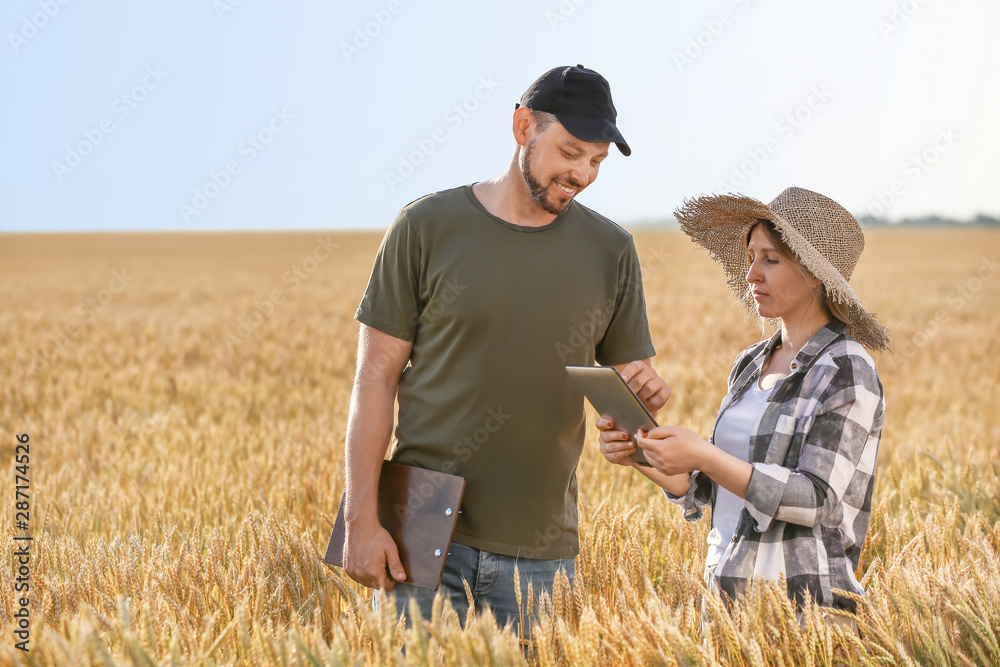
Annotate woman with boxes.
[598,187,890,615]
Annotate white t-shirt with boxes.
[705,378,773,568]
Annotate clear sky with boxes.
[3,0,998,231]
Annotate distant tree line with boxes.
[629,214,1000,230]
[857,214,1000,227]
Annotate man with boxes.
[342,65,670,634]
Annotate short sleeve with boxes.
[354,210,421,342]
[595,238,656,366]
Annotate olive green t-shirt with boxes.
[356,184,655,559]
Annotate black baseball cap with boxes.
[515,64,631,156]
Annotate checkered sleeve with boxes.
[744,347,883,532]
[662,471,712,521]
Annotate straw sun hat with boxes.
[674,187,892,353]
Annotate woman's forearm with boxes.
[632,461,692,497]
[698,445,753,499]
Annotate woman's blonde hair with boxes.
[747,219,851,324]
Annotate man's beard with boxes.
[520,139,573,216]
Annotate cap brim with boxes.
[554,113,631,156]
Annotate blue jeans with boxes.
[376,542,575,638]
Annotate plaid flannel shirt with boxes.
[667,319,885,611]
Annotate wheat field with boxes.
[1,229,998,666]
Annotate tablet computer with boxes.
[566,365,657,467]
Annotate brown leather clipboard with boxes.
[324,460,466,591]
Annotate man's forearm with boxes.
[343,379,397,525]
